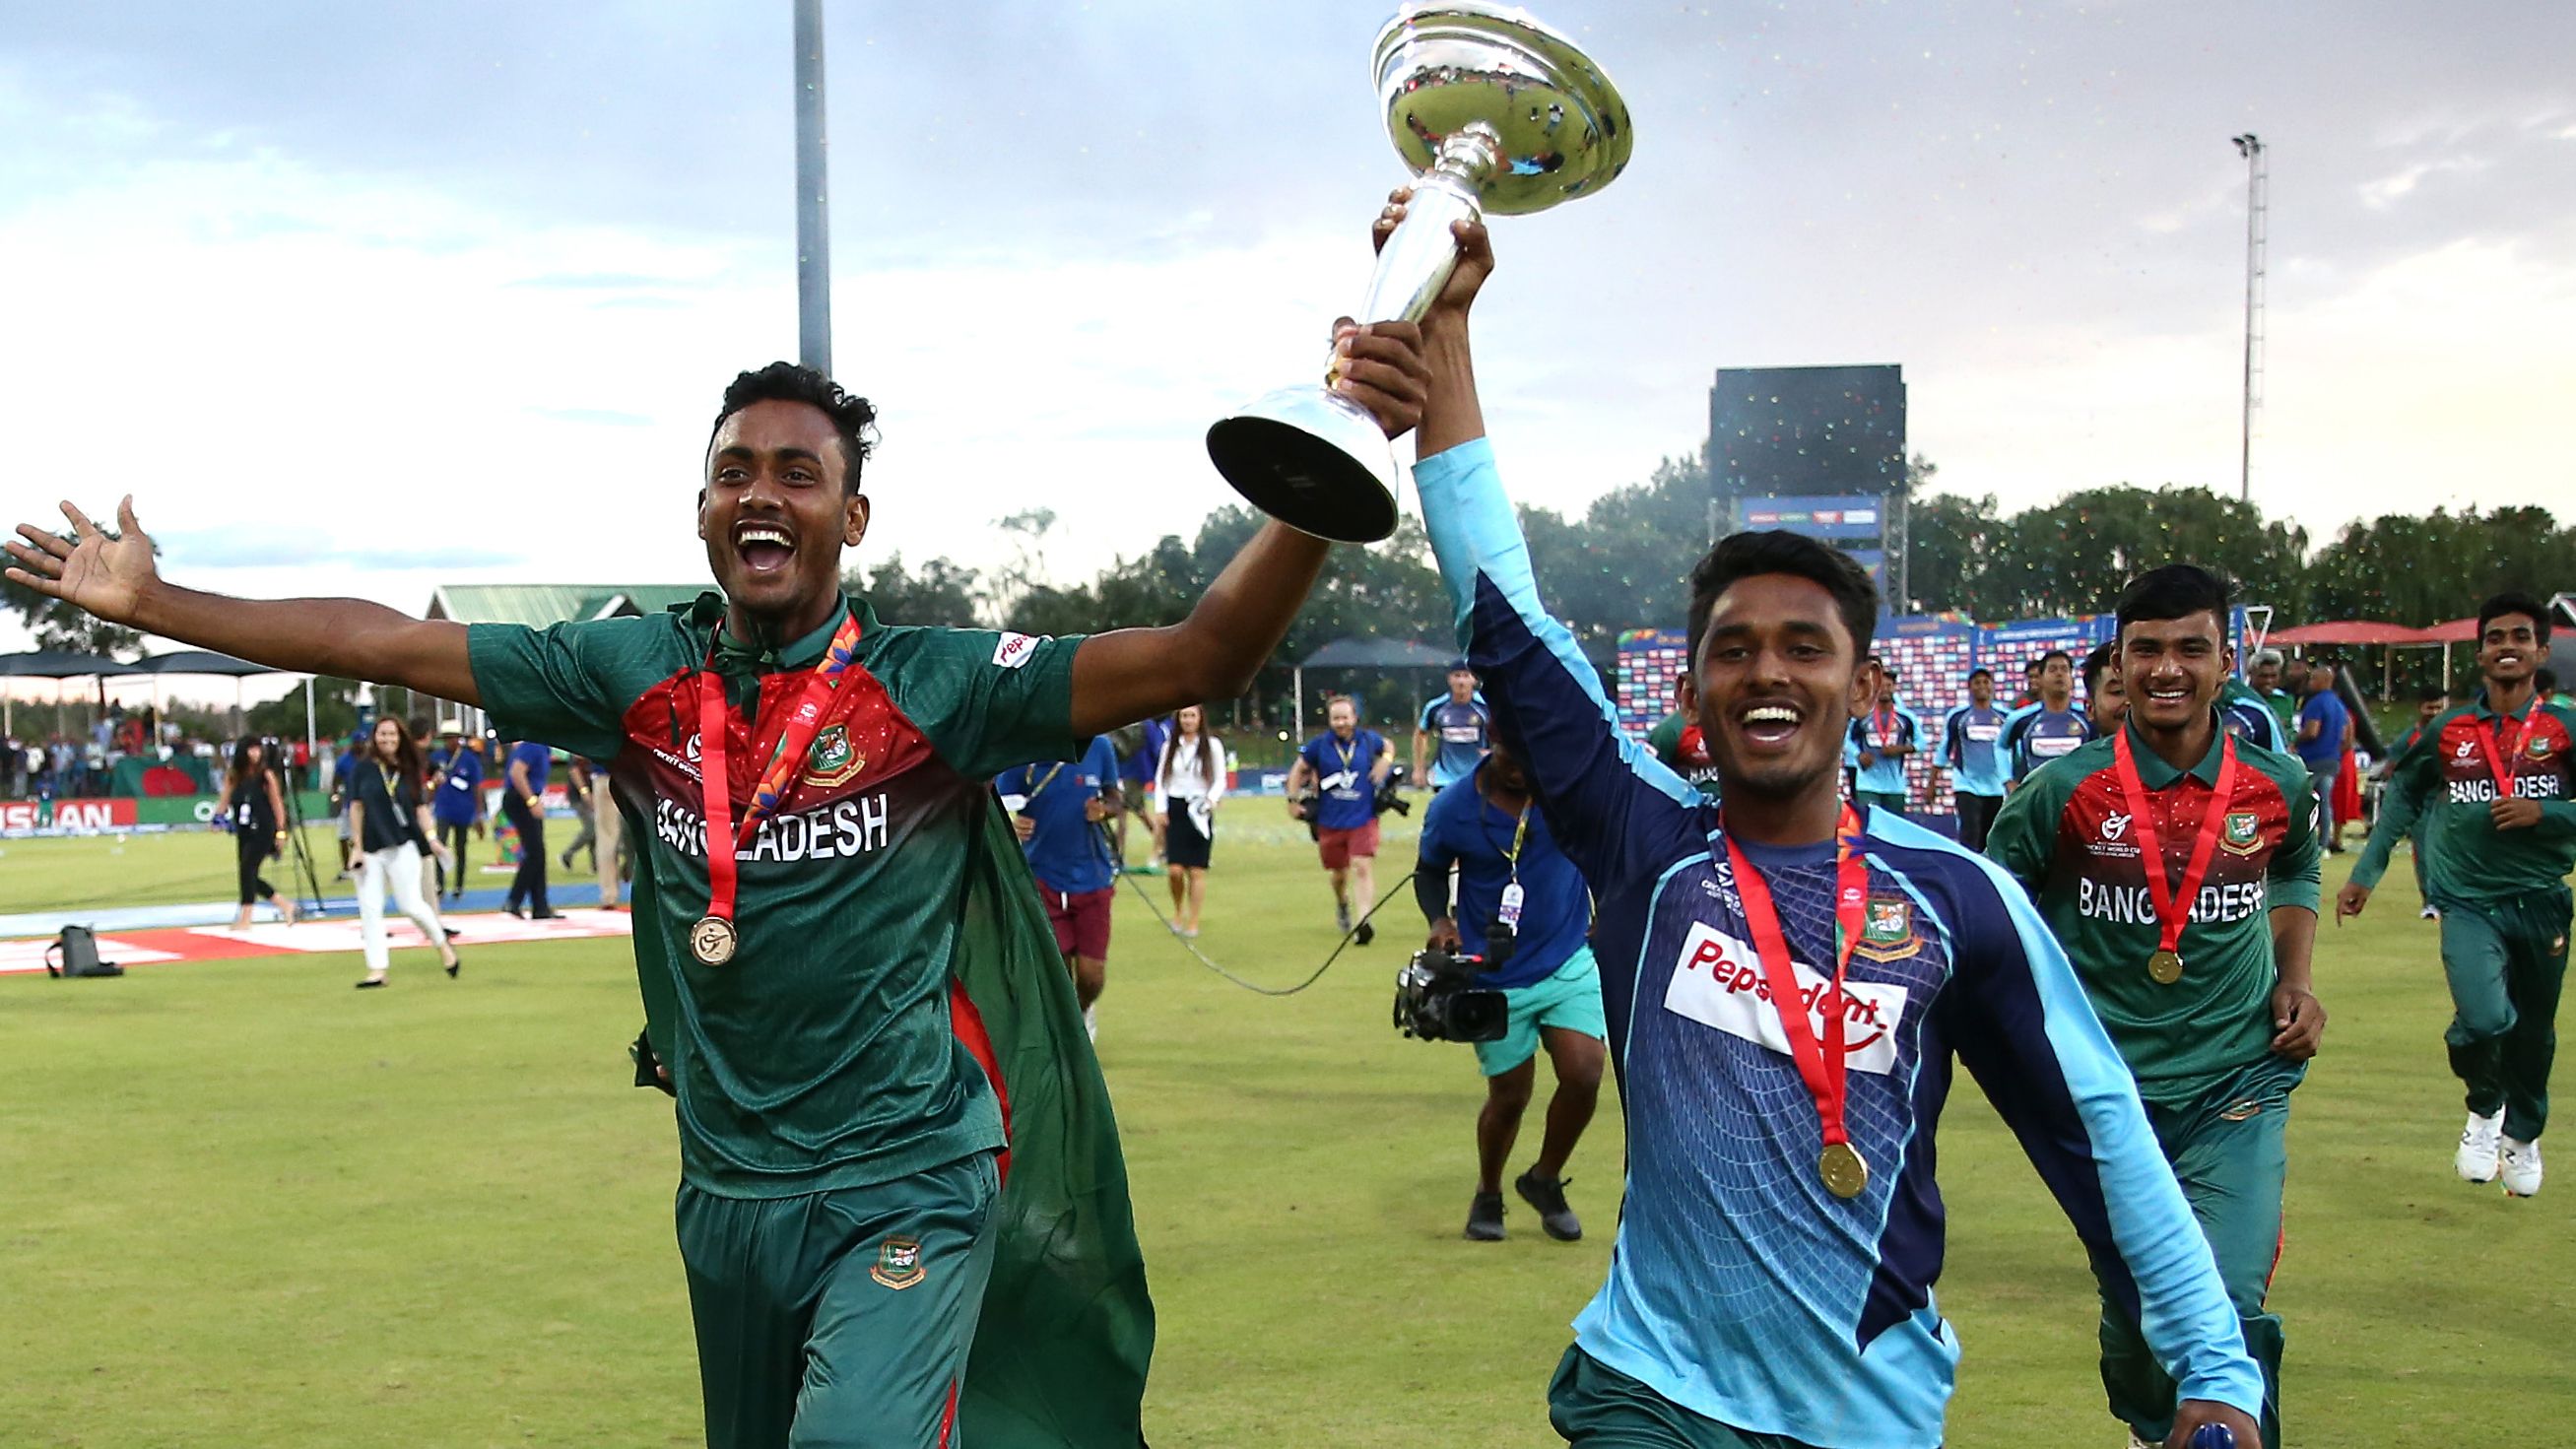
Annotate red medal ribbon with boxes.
[2111,725,2239,960]
[2485,696,2542,796]
[696,610,865,928]
[1723,806,1871,1153]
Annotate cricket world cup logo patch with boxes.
[1854,896,1919,962]
[804,723,866,790]
[872,1235,926,1290]
[2220,809,2264,856]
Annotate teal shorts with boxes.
[1477,946,1609,1077]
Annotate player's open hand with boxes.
[1372,185,1494,320]
[2333,882,2370,924]
[6,496,159,626]
[2269,983,2325,1060]
[1328,317,1430,439]
[2167,1400,2259,1448]
[2490,797,2543,830]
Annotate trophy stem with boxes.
[1354,126,1500,325]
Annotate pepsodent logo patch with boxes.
[992,631,1047,669]
[1663,922,1909,1075]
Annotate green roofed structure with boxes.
[422,584,709,731]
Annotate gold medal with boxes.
[2147,948,2183,985]
[1819,1141,1870,1200]
[690,914,739,967]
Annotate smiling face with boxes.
[1328,698,1356,740]
[698,399,870,632]
[1969,672,1994,707]
[1681,573,1869,803]
[2250,656,2280,693]
[1174,704,1204,736]
[2119,610,2223,737]
[2480,612,2543,691]
[370,717,403,761]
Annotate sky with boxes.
[5,0,2574,677]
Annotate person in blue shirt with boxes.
[1115,714,1172,874]
[1999,649,2093,786]
[501,738,558,918]
[428,722,486,901]
[1394,193,2261,1449]
[1847,659,1922,819]
[1940,668,2010,850]
[330,738,363,878]
[2294,662,2351,854]
[1286,696,1395,944]
[1415,732,1607,1244]
[1415,663,1493,789]
[998,735,1123,1040]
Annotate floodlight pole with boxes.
[793,0,833,374]
[2231,133,2267,505]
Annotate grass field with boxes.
[4,823,2571,1446]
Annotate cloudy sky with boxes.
[5,0,2573,665]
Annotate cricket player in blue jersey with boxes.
[1417,662,1495,789]
[2002,650,2094,785]
[1848,660,1922,819]
[1940,669,2010,851]
[1384,189,2262,1449]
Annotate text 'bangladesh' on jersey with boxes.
[469,594,1086,1198]
[1986,720,2321,1106]
[2353,693,2576,904]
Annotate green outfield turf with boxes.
[3,827,2568,1447]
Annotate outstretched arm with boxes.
[1067,323,1430,738]
[9,498,477,701]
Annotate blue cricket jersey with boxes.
[1999,703,2091,781]
[1416,761,1589,990]
[1849,706,1923,797]
[1941,704,2009,799]
[997,736,1119,895]
[1416,436,2260,1449]
[1419,693,1493,788]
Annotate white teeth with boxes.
[1745,706,1798,724]
[736,525,791,548]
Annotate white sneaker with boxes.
[1083,1004,1098,1043]
[2126,1434,2155,1449]
[2457,1109,2504,1182]
[2420,904,2440,920]
[2501,1136,2543,1197]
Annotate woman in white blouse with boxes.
[1156,704,1223,938]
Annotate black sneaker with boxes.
[1515,1169,1582,1241]
[1354,920,1375,946]
[1465,1191,1505,1241]
[355,977,387,990]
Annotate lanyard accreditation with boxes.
[689,610,865,966]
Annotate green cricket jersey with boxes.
[2351,692,2576,903]
[1987,715,2321,1105]
[1645,709,1721,792]
[471,592,1085,1198]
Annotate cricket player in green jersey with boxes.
[2340,591,2576,1200]
[8,332,1433,1447]
[1988,564,2324,1449]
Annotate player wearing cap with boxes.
[1987,564,2322,1449]
[1417,661,1494,790]
[9,323,1434,1446]
[1390,186,2259,1449]
[2341,591,2576,1198]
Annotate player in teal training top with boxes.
[7,328,1434,1448]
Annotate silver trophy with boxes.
[1206,2,1632,544]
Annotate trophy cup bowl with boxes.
[1206,2,1632,544]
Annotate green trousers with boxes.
[2092,1056,2300,1449]
[2433,887,2573,1143]
[1856,790,1907,817]
[1547,1347,1814,1449]
[676,1152,1001,1449]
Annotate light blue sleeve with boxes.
[1414,438,1702,895]
[1931,831,2266,1418]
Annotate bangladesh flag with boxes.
[948,798,1156,1446]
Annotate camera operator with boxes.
[1286,694,1395,944]
[1414,732,1606,1243]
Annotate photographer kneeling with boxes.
[1415,732,1607,1242]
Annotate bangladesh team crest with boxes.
[1853,897,1918,962]
[2219,810,2264,856]
[804,723,866,789]
[871,1235,925,1290]
[2531,734,2554,761]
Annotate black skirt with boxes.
[1163,799,1214,870]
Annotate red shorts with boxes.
[1316,820,1381,871]
[1041,884,1114,961]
